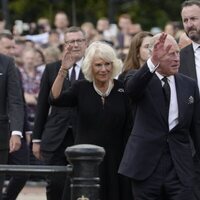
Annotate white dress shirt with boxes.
[156,73,179,130]
[147,58,179,130]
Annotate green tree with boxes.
[2,0,184,32]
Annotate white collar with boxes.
[192,42,200,52]
[155,72,174,83]
[75,57,84,69]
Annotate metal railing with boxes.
[0,144,105,200]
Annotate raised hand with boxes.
[151,32,172,66]
[61,44,77,70]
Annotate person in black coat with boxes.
[0,32,30,200]
[118,31,153,82]
[180,1,200,199]
[119,33,200,200]
[0,53,24,200]
[32,26,86,200]
[49,41,133,200]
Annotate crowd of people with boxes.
[0,0,200,200]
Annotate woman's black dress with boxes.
[50,79,133,200]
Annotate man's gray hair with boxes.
[181,0,200,9]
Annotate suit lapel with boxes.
[183,45,197,80]
[174,74,188,124]
[78,70,85,80]
[187,45,196,79]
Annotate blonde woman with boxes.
[50,41,133,200]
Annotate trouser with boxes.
[0,149,8,200]
[193,154,200,200]
[41,128,74,200]
[131,147,194,200]
[2,139,29,200]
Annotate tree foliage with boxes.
[2,0,185,31]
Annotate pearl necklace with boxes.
[93,80,114,104]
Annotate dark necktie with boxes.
[162,76,171,119]
[70,64,76,83]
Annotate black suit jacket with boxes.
[180,44,200,200]
[32,60,84,152]
[119,64,200,187]
[0,54,24,150]
[180,44,197,80]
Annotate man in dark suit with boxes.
[119,32,200,200]
[0,52,24,200]
[0,32,30,200]
[179,1,200,199]
[32,26,86,200]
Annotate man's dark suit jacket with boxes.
[33,60,84,152]
[179,44,197,80]
[119,64,200,187]
[0,54,24,150]
[180,44,200,199]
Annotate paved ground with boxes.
[16,181,46,200]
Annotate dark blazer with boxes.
[0,54,24,150]
[119,64,200,187]
[32,60,84,152]
[180,44,200,200]
[179,44,197,80]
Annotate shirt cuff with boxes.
[25,131,33,135]
[32,139,41,143]
[147,58,160,73]
[11,131,23,138]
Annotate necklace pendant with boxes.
[101,96,105,105]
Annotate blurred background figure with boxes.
[164,21,179,36]
[128,23,142,37]
[150,26,162,35]
[19,47,43,130]
[24,39,35,48]
[117,13,132,48]
[37,17,51,34]
[118,31,153,81]
[164,21,183,41]
[53,11,70,44]
[117,22,143,59]
[81,22,98,44]
[19,47,45,182]
[178,31,192,49]
[116,13,134,61]
[43,46,61,65]
[96,17,118,46]
[0,14,6,33]
[41,29,61,49]
[0,32,15,57]
[35,48,46,73]
[14,38,26,67]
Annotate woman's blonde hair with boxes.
[82,41,123,81]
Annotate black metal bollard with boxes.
[66,144,105,200]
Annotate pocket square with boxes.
[0,73,3,75]
[118,88,124,92]
[188,96,194,104]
